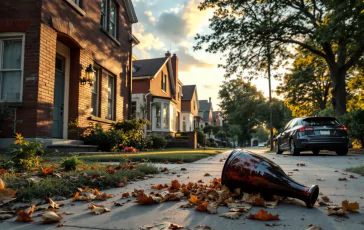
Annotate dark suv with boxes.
[276,117,350,155]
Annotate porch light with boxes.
[81,64,96,86]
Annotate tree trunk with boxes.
[329,67,347,116]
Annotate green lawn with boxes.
[346,165,364,176]
[44,148,227,163]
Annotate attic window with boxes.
[161,72,167,92]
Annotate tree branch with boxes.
[344,45,364,72]
[275,38,327,58]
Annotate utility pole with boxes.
[267,43,274,151]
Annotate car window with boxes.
[302,117,340,126]
[284,119,294,130]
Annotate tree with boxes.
[218,79,266,145]
[203,125,220,139]
[196,0,364,116]
[276,49,331,117]
[253,126,269,142]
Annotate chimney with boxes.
[209,97,211,104]
[171,53,178,99]
[165,51,171,57]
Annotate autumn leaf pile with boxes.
[135,178,280,221]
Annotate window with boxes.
[161,71,167,92]
[0,34,24,102]
[107,75,115,120]
[72,0,80,6]
[155,103,161,128]
[193,100,196,110]
[163,103,168,129]
[100,0,118,38]
[91,65,100,116]
[131,101,137,117]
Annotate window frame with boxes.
[72,0,81,6]
[107,74,115,120]
[101,0,108,31]
[100,0,118,39]
[163,103,169,129]
[0,33,25,103]
[131,101,137,117]
[91,65,100,117]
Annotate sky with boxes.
[132,0,281,110]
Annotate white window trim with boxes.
[101,0,108,30]
[152,99,172,131]
[0,32,25,102]
[107,75,115,120]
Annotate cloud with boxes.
[202,84,218,89]
[174,46,214,72]
[133,24,164,51]
[144,11,156,23]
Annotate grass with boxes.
[43,149,226,163]
[2,162,158,202]
[346,165,364,176]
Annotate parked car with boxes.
[276,117,350,155]
[258,143,265,147]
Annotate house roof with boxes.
[199,100,212,111]
[133,57,169,77]
[182,85,196,101]
[124,0,138,23]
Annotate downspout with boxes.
[128,28,133,120]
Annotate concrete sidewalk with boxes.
[1,149,364,230]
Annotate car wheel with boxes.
[312,149,320,155]
[276,140,283,154]
[290,139,300,156]
[336,148,348,156]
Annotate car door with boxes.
[280,119,295,149]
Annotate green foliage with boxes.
[195,128,205,146]
[338,109,364,147]
[136,162,159,175]
[145,134,167,149]
[346,165,364,176]
[195,0,364,116]
[253,126,269,142]
[8,134,43,170]
[318,106,336,117]
[84,119,148,151]
[61,156,83,171]
[276,50,331,117]
[203,125,220,138]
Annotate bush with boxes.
[338,109,364,147]
[8,133,43,170]
[61,156,83,171]
[84,123,118,151]
[195,128,205,146]
[146,134,167,149]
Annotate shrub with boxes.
[195,128,205,146]
[136,162,159,174]
[61,156,83,171]
[338,109,364,147]
[146,134,167,149]
[8,133,43,170]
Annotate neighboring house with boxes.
[213,111,223,126]
[198,98,213,128]
[132,52,182,135]
[181,85,200,132]
[0,0,138,146]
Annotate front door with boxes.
[52,55,65,138]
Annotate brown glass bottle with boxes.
[221,150,319,208]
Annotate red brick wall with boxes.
[0,0,133,138]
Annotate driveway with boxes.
[1,148,364,230]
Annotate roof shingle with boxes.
[182,85,196,100]
[133,57,168,77]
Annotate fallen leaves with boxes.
[204,173,211,176]
[122,192,130,198]
[342,200,359,212]
[181,168,187,171]
[219,212,242,219]
[338,178,347,181]
[41,211,62,223]
[48,198,63,209]
[195,201,209,212]
[296,163,306,166]
[349,175,358,179]
[16,204,35,222]
[41,167,54,176]
[247,209,279,221]
[316,178,325,181]
[72,188,112,202]
[89,204,111,214]
[189,195,200,205]
[136,193,158,205]
[327,200,360,216]
[0,178,17,205]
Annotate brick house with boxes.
[131,52,182,135]
[198,98,213,129]
[181,85,200,131]
[212,111,223,126]
[0,0,138,147]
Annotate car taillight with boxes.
[336,125,348,131]
[297,126,314,132]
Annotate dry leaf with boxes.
[42,167,54,176]
[219,212,242,219]
[136,193,157,205]
[265,199,279,208]
[90,206,111,214]
[48,198,63,209]
[113,201,124,206]
[204,173,211,177]
[15,204,35,222]
[122,192,130,198]
[227,203,252,212]
[296,163,306,166]
[342,200,359,212]
[189,195,200,205]
[94,193,113,201]
[198,179,204,183]
[321,196,330,203]
[180,203,194,208]
[349,175,358,179]
[177,160,183,164]
[164,160,169,164]
[316,178,325,181]
[181,168,187,171]
[196,201,209,212]
[293,169,299,171]
[307,226,324,230]
[207,202,218,214]
[41,211,62,224]
[327,206,346,216]
[195,224,212,230]
[72,192,89,202]
[171,180,181,190]
[247,209,279,221]
[252,197,265,207]
[0,179,17,205]
[338,178,347,181]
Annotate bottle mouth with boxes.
[305,185,319,208]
